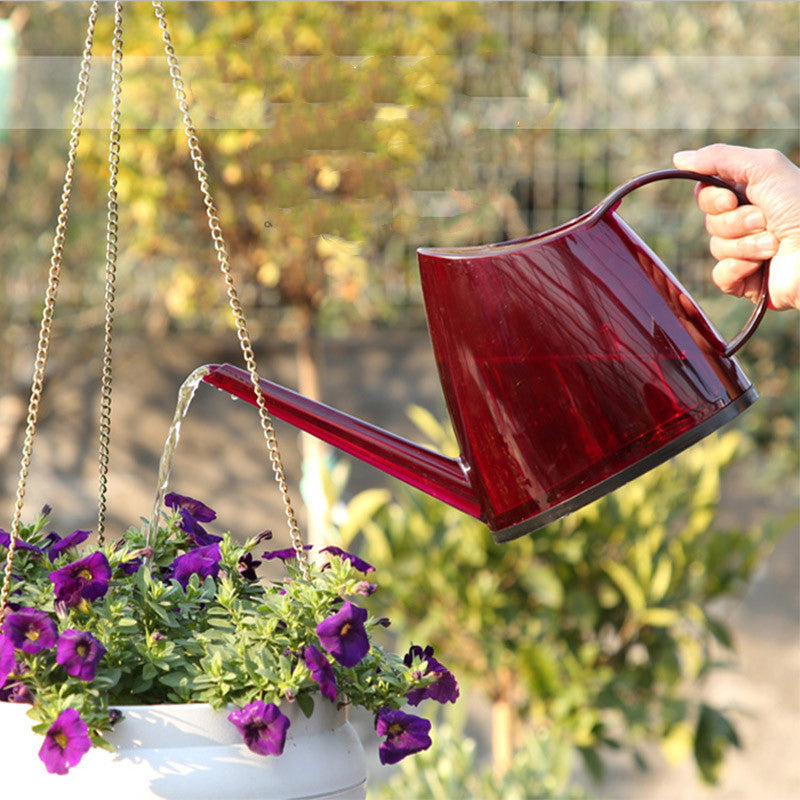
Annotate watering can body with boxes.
[204,170,767,543]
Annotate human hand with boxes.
[673,144,800,311]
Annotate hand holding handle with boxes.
[591,169,770,356]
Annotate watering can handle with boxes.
[591,168,770,357]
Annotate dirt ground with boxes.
[1,330,797,799]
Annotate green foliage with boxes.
[2,502,443,757]
[84,2,497,335]
[718,304,799,465]
[334,411,783,785]
[372,720,585,800]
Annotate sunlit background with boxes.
[0,3,797,798]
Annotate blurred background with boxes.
[0,2,797,798]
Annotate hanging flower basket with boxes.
[1,699,366,800]
[0,493,458,794]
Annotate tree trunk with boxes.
[491,697,516,778]
[294,306,330,550]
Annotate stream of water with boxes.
[146,364,211,548]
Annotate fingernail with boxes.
[673,150,694,165]
[745,210,765,230]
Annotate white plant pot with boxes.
[1,699,367,799]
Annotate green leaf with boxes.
[640,607,679,628]
[603,561,646,613]
[578,746,604,781]
[694,704,741,784]
[705,615,734,650]
[649,555,673,602]
[339,489,392,546]
[296,692,315,719]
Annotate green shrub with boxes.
[332,411,785,786]
[371,719,585,800]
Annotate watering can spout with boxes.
[202,363,483,520]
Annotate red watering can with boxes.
[203,170,769,543]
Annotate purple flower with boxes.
[228,701,290,756]
[38,708,92,775]
[117,546,153,576]
[177,508,222,547]
[119,557,143,575]
[163,494,220,546]
[253,529,273,544]
[164,492,217,522]
[47,529,90,561]
[0,680,33,703]
[404,645,459,706]
[354,581,377,596]
[56,629,107,681]
[375,707,432,765]
[49,552,111,607]
[3,608,58,654]
[237,552,262,581]
[321,545,374,574]
[316,601,370,667]
[262,545,313,562]
[0,633,16,686]
[0,529,42,554]
[166,543,221,589]
[303,644,337,701]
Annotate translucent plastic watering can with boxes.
[203,170,769,543]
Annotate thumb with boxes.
[673,144,758,186]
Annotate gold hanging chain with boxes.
[97,1,124,545]
[151,1,311,580]
[0,1,100,611]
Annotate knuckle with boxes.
[708,236,728,260]
[712,260,744,295]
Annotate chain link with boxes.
[151,1,311,580]
[0,2,100,611]
[97,1,124,544]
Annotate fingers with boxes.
[709,230,777,263]
[712,258,765,301]
[673,144,765,186]
[703,204,765,238]
[695,184,739,213]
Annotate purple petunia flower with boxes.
[164,492,217,522]
[404,644,460,706]
[320,545,375,574]
[38,708,92,775]
[0,633,16,686]
[177,508,222,547]
[3,608,58,654]
[49,552,112,607]
[228,701,290,756]
[0,529,42,554]
[56,629,107,681]
[303,644,337,701]
[262,545,313,562]
[117,546,153,576]
[237,552,262,581]
[166,543,221,589]
[0,680,33,703]
[375,707,432,765]
[253,529,273,545]
[119,557,143,575]
[47,529,90,561]
[316,601,370,667]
